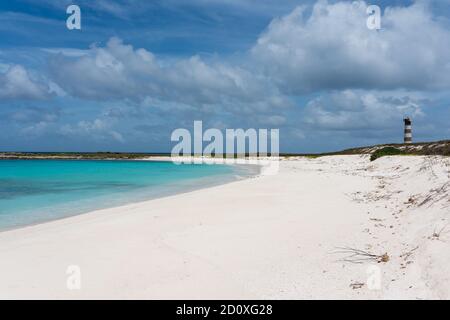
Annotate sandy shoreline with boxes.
[0,155,449,299]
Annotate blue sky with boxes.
[0,0,449,153]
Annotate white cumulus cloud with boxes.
[0,65,51,100]
[48,37,284,111]
[251,1,450,93]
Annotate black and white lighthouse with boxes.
[403,117,412,144]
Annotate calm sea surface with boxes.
[0,160,256,231]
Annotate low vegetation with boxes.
[0,152,166,160]
[284,140,450,159]
[1,140,449,160]
[370,147,405,161]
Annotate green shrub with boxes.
[370,147,404,161]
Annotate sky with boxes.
[0,0,449,153]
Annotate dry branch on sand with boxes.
[430,225,449,241]
[418,182,450,207]
[400,246,419,261]
[334,247,390,264]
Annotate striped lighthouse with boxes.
[403,117,412,144]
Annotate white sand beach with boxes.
[0,155,449,299]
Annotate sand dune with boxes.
[0,155,449,299]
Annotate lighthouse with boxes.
[403,117,412,144]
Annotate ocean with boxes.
[0,159,255,231]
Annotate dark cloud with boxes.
[8,106,61,123]
[303,90,424,131]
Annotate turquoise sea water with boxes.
[0,160,255,231]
